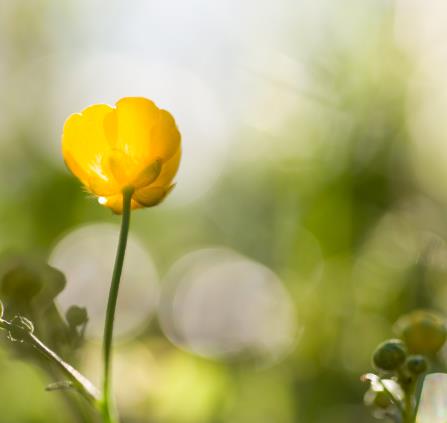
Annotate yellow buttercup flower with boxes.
[62,97,181,213]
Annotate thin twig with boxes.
[0,318,100,406]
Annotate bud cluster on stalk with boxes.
[362,309,447,421]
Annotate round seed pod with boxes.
[405,355,428,375]
[1,267,42,303]
[394,310,447,355]
[373,339,407,371]
[65,306,88,327]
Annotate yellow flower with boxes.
[62,97,181,213]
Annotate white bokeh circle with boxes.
[49,223,159,339]
[159,247,298,364]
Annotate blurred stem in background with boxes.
[101,188,134,423]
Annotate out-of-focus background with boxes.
[1,0,447,422]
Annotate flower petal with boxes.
[63,151,90,187]
[62,104,115,176]
[106,149,137,186]
[115,97,181,165]
[89,175,120,196]
[115,97,159,163]
[150,110,181,162]
[103,108,118,144]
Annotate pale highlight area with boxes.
[80,342,228,423]
[395,0,447,202]
[159,247,298,365]
[81,342,157,415]
[417,373,447,423]
[49,223,159,338]
[51,56,228,207]
[241,50,306,135]
[3,0,338,207]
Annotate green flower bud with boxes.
[405,355,428,375]
[65,306,88,327]
[0,254,66,313]
[373,339,407,371]
[394,310,447,355]
[1,267,42,303]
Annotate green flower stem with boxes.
[0,318,100,406]
[101,187,134,423]
[403,383,416,423]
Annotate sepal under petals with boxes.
[133,160,162,189]
[134,184,175,207]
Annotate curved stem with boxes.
[101,188,133,423]
[0,318,100,406]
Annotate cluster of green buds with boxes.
[362,309,447,422]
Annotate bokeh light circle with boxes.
[49,223,159,339]
[159,247,298,364]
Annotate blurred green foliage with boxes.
[1,1,447,422]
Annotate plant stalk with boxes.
[0,318,100,406]
[101,188,133,423]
